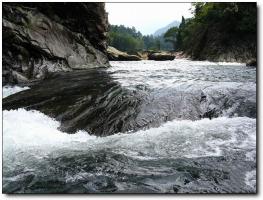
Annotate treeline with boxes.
[108,25,173,53]
[164,2,257,60]
[108,3,256,61]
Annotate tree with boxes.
[164,27,179,50]
[108,25,144,52]
[155,38,161,51]
[179,16,186,29]
[173,2,256,59]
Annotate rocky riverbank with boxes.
[2,2,109,85]
[107,47,178,61]
[107,46,256,66]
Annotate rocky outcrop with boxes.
[3,67,256,136]
[148,52,175,61]
[3,69,143,136]
[246,59,257,67]
[135,51,149,60]
[178,3,257,64]
[185,27,257,63]
[2,3,109,85]
[107,48,183,61]
[107,46,141,61]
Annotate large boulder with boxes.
[2,3,109,85]
[2,69,143,136]
[135,51,149,60]
[173,51,190,59]
[148,52,175,61]
[107,46,142,61]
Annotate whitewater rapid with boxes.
[3,59,256,193]
[3,107,256,160]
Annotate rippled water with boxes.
[3,59,256,193]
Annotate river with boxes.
[2,59,256,193]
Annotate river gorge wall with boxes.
[2,2,109,85]
[184,26,257,64]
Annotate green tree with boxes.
[108,25,144,52]
[164,27,179,50]
[173,3,256,59]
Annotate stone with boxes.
[107,46,142,61]
[246,59,257,67]
[2,69,142,136]
[12,71,29,83]
[2,3,109,85]
[148,52,175,61]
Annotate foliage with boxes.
[108,25,144,52]
[164,2,257,57]
[163,27,179,50]
[108,25,174,52]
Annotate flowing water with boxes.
[2,59,256,193]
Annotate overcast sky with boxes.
[105,3,193,35]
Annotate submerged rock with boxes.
[148,52,175,61]
[2,3,109,85]
[2,69,144,136]
[3,67,256,137]
[107,46,142,61]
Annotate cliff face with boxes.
[185,25,257,63]
[2,3,109,85]
[178,3,257,64]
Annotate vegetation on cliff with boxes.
[164,2,257,62]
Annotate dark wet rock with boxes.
[3,68,256,136]
[107,46,142,61]
[183,24,256,63]
[11,71,30,83]
[201,108,218,120]
[200,92,207,103]
[246,59,257,67]
[148,52,175,61]
[2,2,109,85]
[135,51,149,60]
[2,69,145,136]
[3,149,256,193]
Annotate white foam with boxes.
[3,62,256,161]
[2,68,256,192]
[3,108,256,161]
[3,85,30,98]
[108,60,255,89]
[245,170,256,192]
[3,109,95,151]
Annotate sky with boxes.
[105,3,193,35]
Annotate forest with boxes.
[170,2,257,59]
[108,2,257,61]
[108,25,173,53]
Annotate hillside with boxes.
[172,2,257,63]
[153,20,180,36]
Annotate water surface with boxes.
[3,59,256,193]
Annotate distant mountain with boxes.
[153,20,180,36]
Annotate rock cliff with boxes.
[185,25,257,63]
[2,2,109,85]
[180,3,257,64]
